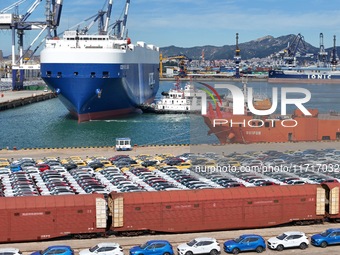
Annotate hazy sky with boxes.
[1,0,340,56]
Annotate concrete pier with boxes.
[0,90,56,111]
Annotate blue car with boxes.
[311,228,340,248]
[31,246,74,255]
[130,240,174,255]
[224,234,266,254]
[9,163,22,172]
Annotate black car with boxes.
[88,161,104,170]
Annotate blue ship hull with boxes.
[41,63,159,122]
[268,69,340,83]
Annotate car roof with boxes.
[96,243,120,247]
[240,234,263,238]
[47,245,72,249]
[146,240,170,244]
[193,237,216,241]
[283,231,305,235]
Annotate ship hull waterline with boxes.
[41,63,159,122]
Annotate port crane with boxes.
[279,33,307,66]
[234,33,241,78]
[330,35,338,67]
[318,32,328,66]
[159,54,191,78]
[0,0,63,90]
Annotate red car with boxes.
[36,163,50,172]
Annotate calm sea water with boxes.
[0,80,339,149]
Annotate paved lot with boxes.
[1,141,339,160]
[1,142,340,254]
[0,90,49,103]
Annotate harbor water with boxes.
[0,80,339,149]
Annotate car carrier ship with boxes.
[40,0,159,122]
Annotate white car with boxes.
[267,231,309,251]
[0,248,22,255]
[177,237,220,255]
[79,243,123,255]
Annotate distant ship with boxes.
[203,82,340,144]
[268,66,340,84]
[268,33,340,84]
[138,79,206,114]
[40,0,159,122]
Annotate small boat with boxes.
[139,79,206,114]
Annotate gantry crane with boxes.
[0,0,63,90]
[159,53,190,78]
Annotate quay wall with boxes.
[0,91,56,111]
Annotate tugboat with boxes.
[139,79,206,114]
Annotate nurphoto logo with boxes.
[201,84,312,116]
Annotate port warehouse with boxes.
[0,183,339,243]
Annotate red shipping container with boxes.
[0,194,106,243]
[109,185,326,233]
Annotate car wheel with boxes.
[255,246,264,253]
[276,244,284,251]
[209,249,218,255]
[299,242,308,250]
[320,241,328,248]
[185,251,193,255]
[232,248,240,254]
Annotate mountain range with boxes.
[160,34,336,60]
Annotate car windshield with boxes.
[140,242,149,249]
[320,230,331,237]
[187,239,197,247]
[233,237,244,243]
[277,234,287,240]
[89,245,99,252]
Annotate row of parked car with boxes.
[1,228,340,255]
[1,148,340,197]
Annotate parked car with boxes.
[79,243,123,255]
[267,231,309,251]
[130,240,174,255]
[177,237,220,255]
[0,248,22,255]
[311,228,340,248]
[31,246,74,255]
[224,234,266,254]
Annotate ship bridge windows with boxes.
[102,71,109,78]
